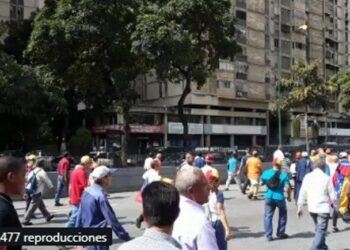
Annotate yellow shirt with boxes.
[246,157,262,180]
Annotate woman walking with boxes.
[205,168,233,250]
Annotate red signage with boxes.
[92,124,164,134]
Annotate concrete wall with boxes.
[42,164,231,199]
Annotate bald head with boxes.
[175,167,209,205]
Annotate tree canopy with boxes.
[281,61,333,110]
[131,0,241,145]
[329,68,350,111]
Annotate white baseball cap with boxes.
[302,151,308,157]
[91,166,118,180]
[339,152,348,159]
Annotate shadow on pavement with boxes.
[107,196,127,201]
[289,232,315,239]
[231,226,265,239]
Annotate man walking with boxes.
[66,155,91,228]
[54,152,70,206]
[237,149,251,194]
[297,160,334,250]
[77,166,130,249]
[295,151,312,202]
[119,182,181,250]
[22,159,55,225]
[260,159,291,241]
[246,151,262,200]
[179,152,195,171]
[0,157,26,250]
[225,151,239,190]
[172,167,219,250]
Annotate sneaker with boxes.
[55,203,64,207]
[266,237,274,242]
[252,196,258,200]
[22,221,33,226]
[332,227,339,233]
[247,194,253,200]
[46,215,55,222]
[277,233,289,239]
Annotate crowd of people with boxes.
[0,146,350,250]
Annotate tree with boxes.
[281,61,333,152]
[329,68,350,111]
[0,11,37,63]
[26,0,141,164]
[0,22,64,150]
[132,0,241,146]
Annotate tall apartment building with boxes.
[93,0,350,151]
[0,0,44,21]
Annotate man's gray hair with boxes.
[313,159,326,170]
[175,167,202,194]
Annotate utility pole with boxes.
[276,0,282,146]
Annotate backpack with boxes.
[266,171,281,189]
[25,172,38,195]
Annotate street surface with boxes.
[14,185,350,250]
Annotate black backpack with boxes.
[266,171,281,189]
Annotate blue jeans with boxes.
[54,175,65,205]
[65,205,79,228]
[264,198,287,239]
[212,220,227,250]
[310,213,329,250]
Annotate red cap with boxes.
[205,153,215,163]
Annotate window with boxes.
[10,0,24,21]
[236,10,247,26]
[281,24,291,34]
[281,40,291,54]
[265,34,270,49]
[235,117,253,125]
[281,8,291,23]
[256,119,266,126]
[219,61,234,71]
[281,56,291,70]
[218,80,232,88]
[274,39,279,48]
[235,85,248,97]
[294,42,305,50]
[236,72,247,80]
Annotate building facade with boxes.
[92,0,350,151]
[0,0,44,21]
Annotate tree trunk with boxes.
[60,113,69,153]
[121,110,130,167]
[178,74,192,148]
[305,105,309,153]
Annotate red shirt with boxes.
[69,166,88,205]
[57,157,70,176]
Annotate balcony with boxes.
[217,88,235,99]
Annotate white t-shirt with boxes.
[144,157,153,170]
[205,191,224,222]
[142,168,161,187]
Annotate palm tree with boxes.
[280,61,333,152]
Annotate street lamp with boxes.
[296,24,310,152]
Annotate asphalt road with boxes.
[13,184,350,250]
